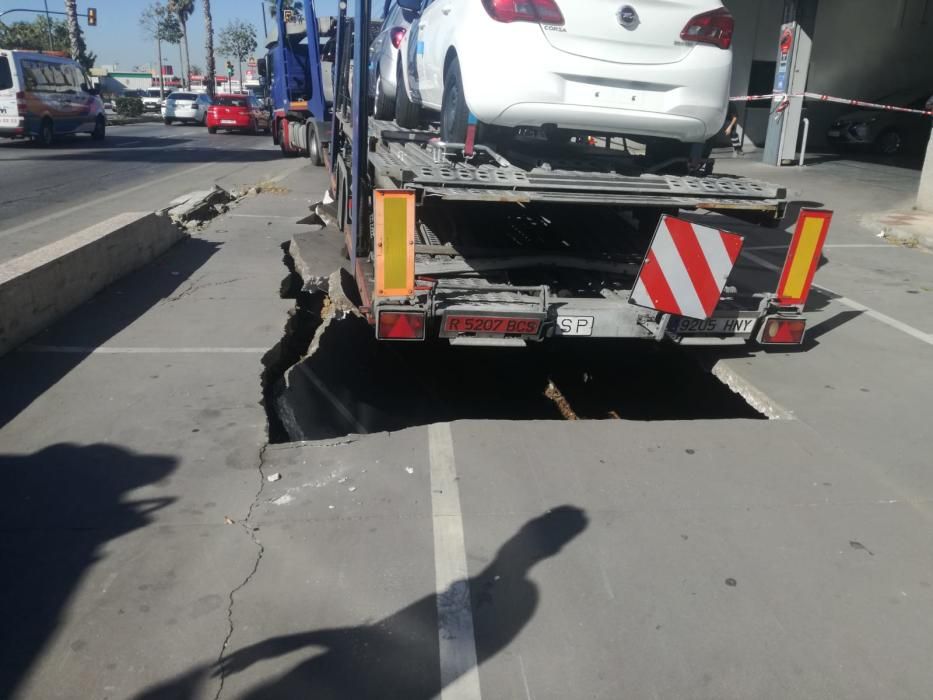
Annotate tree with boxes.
[202,0,216,96]
[63,0,93,71]
[218,20,257,91]
[167,0,195,89]
[140,2,183,98]
[0,17,69,52]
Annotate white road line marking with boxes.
[0,160,220,240]
[517,654,534,700]
[19,345,268,354]
[296,363,368,434]
[428,423,482,700]
[742,252,933,346]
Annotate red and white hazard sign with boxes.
[630,216,744,320]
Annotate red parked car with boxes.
[206,94,271,135]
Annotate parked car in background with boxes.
[206,94,271,134]
[368,0,414,120]
[393,0,733,156]
[162,91,211,125]
[0,48,106,145]
[141,88,166,112]
[827,89,933,156]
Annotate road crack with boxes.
[213,441,269,700]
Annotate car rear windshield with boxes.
[0,57,12,91]
[214,96,249,107]
[169,93,195,101]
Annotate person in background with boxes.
[723,100,744,156]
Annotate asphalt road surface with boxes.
[0,120,295,264]
[2,155,933,699]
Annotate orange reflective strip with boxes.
[374,190,416,298]
[777,209,833,306]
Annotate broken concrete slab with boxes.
[287,228,350,294]
[166,187,235,224]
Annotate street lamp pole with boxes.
[42,0,54,50]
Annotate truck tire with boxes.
[373,71,395,121]
[441,58,470,143]
[394,63,421,129]
[307,123,324,166]
[279,120,299,158]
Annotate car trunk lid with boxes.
[540,0,720,65]
[211,105,248,120]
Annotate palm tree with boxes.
[63,0,89,69]
[167,0,195,88]
[203,0,216,96]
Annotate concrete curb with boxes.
[0,212,185,357]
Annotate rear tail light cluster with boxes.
[390,27,407,49]
[377,311,426,341]
[481,0,565,25]
[758,318,806,345]
[16,91,27,112]
[680,7,734,50]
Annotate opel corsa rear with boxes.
[399,0,733,145]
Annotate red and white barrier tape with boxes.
[730,92,933,117]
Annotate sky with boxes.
[1,0,340,72]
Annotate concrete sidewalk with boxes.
[0,160,331,699]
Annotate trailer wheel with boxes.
[441,58,470,143]
[373,71,395,121]
[307,123,324,167]
[394,63,421,129]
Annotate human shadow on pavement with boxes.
[0,443,177,699]
[0,237,220,430]
[135,505,589,700]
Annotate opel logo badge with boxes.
[618,5,638,28]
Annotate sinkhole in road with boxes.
[262,294,766,443]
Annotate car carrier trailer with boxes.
[320,0,833,349]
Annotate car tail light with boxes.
[481,0,565,25]
[390,27,407,49]
[16,91,27,111]
[758,318,806,345]
[377,311,426,340]
[680,8,734,50]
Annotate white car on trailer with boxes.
[393,0,734,160]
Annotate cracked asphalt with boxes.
[2,153,933,699]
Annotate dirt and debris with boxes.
[266,472,282,482]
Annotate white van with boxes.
[0,49,107,146]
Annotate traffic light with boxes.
[87,7,97,26]
[226,60,234,77]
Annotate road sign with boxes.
[630,216,743,320]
